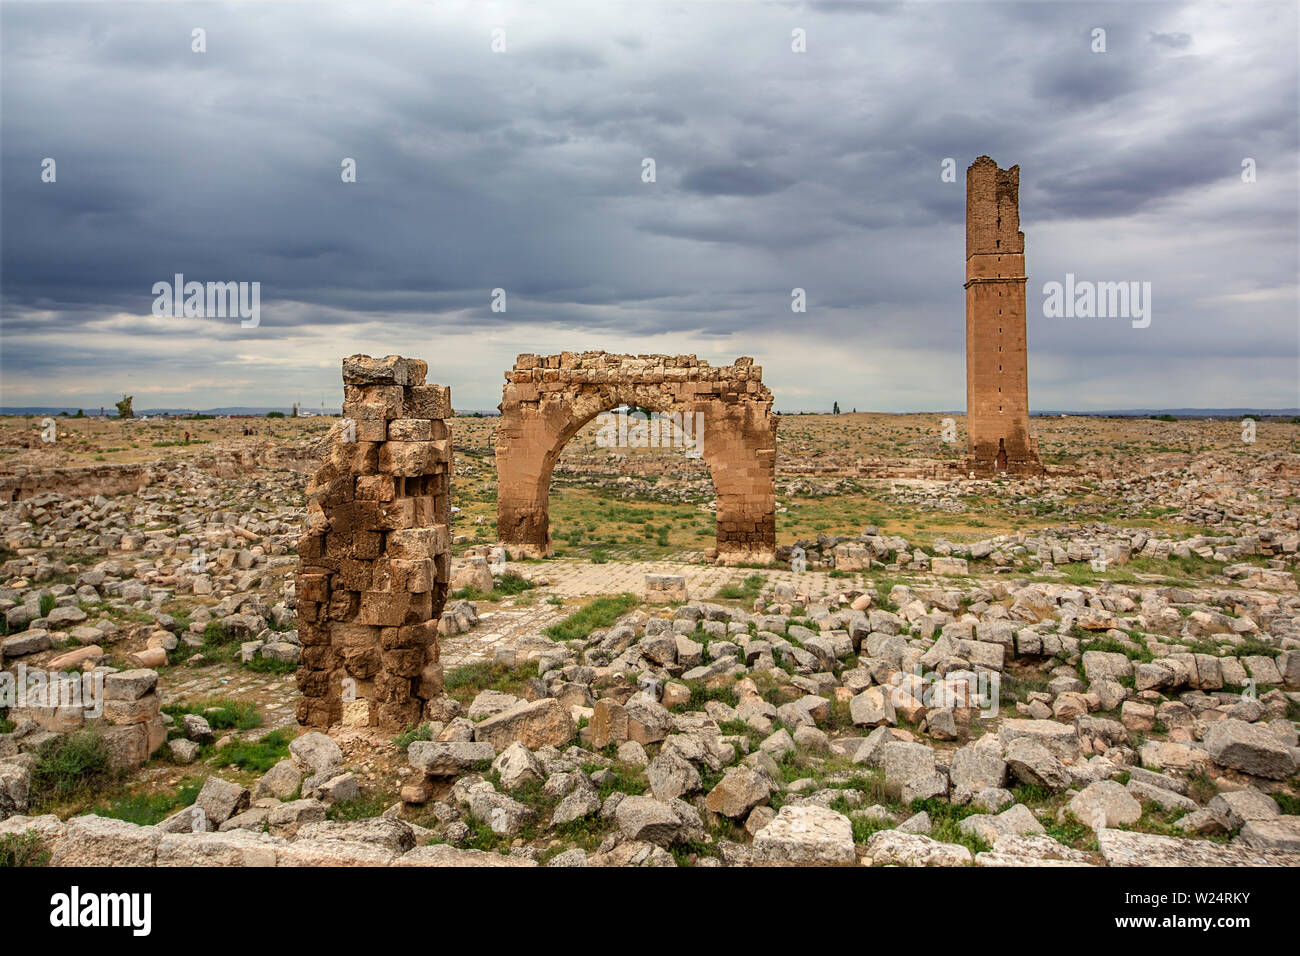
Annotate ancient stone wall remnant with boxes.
[965,156,1043,476]
[296,355,451,731]
[496,352,777,565]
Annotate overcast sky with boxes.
[2,0,1297,413]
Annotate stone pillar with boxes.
[296,354,452,731]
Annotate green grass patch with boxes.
[592,764,649,801]
[442,661,539,707]
[211,729,291,773]
[243,655,299,675]
[908,797,991,857]
[1043,812,1099,852]
[717,573,766,602]
[543,593,639,642]
[162,698,262,731]
[93,779,203,826]
[452,571,537,602]
[326,793,390,821]
[1080,635,1154,663]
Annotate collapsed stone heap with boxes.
[295,355,452,731]
[1,667,165,772]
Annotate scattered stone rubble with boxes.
[7,572,1297,865]
[778,522,1297,582]
[1,391,1297,867]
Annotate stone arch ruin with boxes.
[496,352,777,564]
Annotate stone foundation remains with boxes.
[295,355,452,731]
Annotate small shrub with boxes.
[30,731,116,808]
[393,723,434,751]
[202,620,233,645]
[1273,792,1300,816]
[685,679,739,711]
[494,571,534,595]
[0,832,50,867]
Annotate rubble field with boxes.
[1,411,1298,867]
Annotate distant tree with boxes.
[266,410,286,418]
[832,402,841,415]
[115,395,134,419]
[74,409,85,418]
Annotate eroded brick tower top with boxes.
[964,156,1043,476]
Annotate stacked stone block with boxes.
[4,667,165,770]
[296,355,452,731]
[643,573,689,604]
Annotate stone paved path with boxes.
[158,559,853,723]
[440,602,568,668]
[516,558,845,601]
[440,560,849,666]
[160,667,300,733]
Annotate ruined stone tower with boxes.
[964,156,1043,476]
[296,354,451,731]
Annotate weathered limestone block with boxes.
[644,574,688,604]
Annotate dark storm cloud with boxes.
[680,164,796,196]
[0,0,1295,413]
